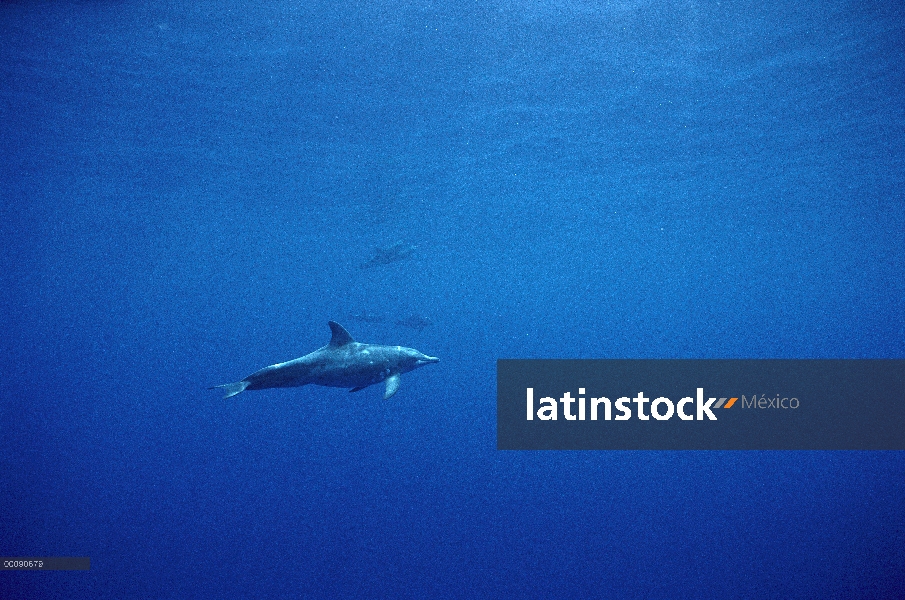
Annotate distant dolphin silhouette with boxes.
[210,322,439,400]
[395,315,432,331]
[360,242,417,269]
[347,311,387,325]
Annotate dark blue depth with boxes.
[1,1,903,598]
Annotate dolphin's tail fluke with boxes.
[209,381,250,399]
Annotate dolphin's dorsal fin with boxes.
[328,321,355,347]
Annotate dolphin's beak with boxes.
[418,356,440,365]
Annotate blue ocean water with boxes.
[1,0,903,597]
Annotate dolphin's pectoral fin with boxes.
[209,381,250,399]
[383,374,401,400]
[349,385,368,393]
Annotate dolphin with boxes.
[210,321,439,400]
[359,241,417,269]
[395,314,432,331]
[347,311,387,325]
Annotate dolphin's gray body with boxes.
[210,321,439,400]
